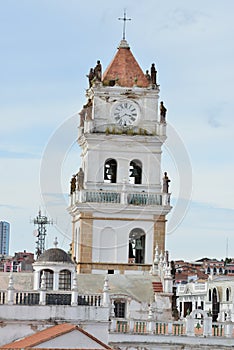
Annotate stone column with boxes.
[102,275,110,307]
[203,316,212,337]
[224,311,233,338]
[39,272,46,306]
[7,273,15,305]
[71,274,78,306]
[185,315,194,336]
[147,305,154,334]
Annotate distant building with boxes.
[0,221,10,255]
[2,250,34,272]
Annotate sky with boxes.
[0,0,234,261]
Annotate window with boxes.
[114,300,126,318]
[40,269,53,290]
[226,288,230,302]
[104,159,117,183]
[129,160,142,184]
[208,289,212,302]
[59,270,71,290]
[129,228,145,264]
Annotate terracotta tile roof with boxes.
[102,39,149,88]
[152,281,163,293]
[1,323,112,349]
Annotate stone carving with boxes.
[79,98,93,125]
[86,60,102,87]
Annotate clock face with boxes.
[113,101,138,126]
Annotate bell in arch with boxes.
[130,167,138,177]
[106,166,114,176]
[135,238,143,250]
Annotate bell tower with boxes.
[68,38,172,274]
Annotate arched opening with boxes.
[104,159,117,183]
[129,160,142,184]
[40,269,54,290]
[212,288,220,321]
[213,266,217,275]
[128,228,145,264]
[207,266,210,274]
[59,269,71,290]
[226,288,230,302]
[208,289,212,302]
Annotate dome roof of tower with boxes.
[102,39,149,88]
[37,248,73,263]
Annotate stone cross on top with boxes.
[118,9,131,40]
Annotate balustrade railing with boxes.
[85,191,120,204]
[71,189,170,207]
[15,292,39,305]
[77,294,101,306]
[0,291,6,305]
[112,319,185,336]
[0,290,102,307]
[128,193,162,206]
[212,322,224,336]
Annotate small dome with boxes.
[37,248,73,263]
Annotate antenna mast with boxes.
[32,209,53,258]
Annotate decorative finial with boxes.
[118,9,131,40]
[53,237,58,248]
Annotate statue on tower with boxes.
[87,68,95,87]
[94,60,102,82]
[70,174,76,195]
[160,101,167,123]
[150,63,157,85]
[162,172,171,193]
[77,168,84,191]
[145,70,151,83]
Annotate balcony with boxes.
[70,189,170,207]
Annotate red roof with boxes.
[1,323,112,349]
[102,39,149,88]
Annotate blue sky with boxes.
[1,1,234,261]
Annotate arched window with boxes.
[226,288,230,302]
[104,159,117,183]
[129,160,142,184]
[212,288,220,321]
[128,228,145,264]
[207,266,210,274]
[208,289,212,302]
[213,266,217,275]
[40,269,53,290]
[59,270,71,290]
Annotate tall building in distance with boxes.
[0,221,10,255]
